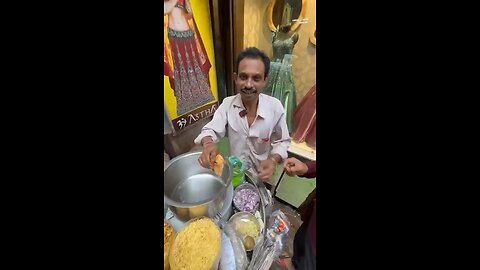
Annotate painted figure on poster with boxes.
[164,0,215,116]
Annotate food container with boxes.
[233,183,260,213]
[169,217,222,270]
[228,211,261,252]
[164,152,232,222]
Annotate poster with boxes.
[164,0,219,133]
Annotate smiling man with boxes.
[194,47,291,181]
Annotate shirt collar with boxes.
[232,94,245,110]
[257,94,267,118]
[232,94,267,119]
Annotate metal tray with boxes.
[243,170,275,257]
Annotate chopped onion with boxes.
[233,188,259,213]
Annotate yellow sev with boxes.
[164,223,173,250]
[164,223,174,270]
[170,218,221,270]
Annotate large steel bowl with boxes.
[164,152,232,222]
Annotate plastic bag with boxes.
[266,210,290,240]
[219,231,236,270]
[247,236,283,270]
[220,221,249,270]
[247,210,290,270]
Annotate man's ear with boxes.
[233,72,237,81]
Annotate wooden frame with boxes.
[267,0,307,32]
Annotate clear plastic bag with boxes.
[247,210,291,270]
[219,231,236,270]
[266,210,290,240]
[220,221,249,270]
[247,236,283,270]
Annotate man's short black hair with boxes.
[236,47,270,79]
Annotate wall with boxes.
[243,0,316,100]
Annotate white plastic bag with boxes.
[219,232,236,270]
[220,221,249,270]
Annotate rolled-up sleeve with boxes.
[193,101,228,145]
[270,112,291,161]
[300,161,317,178]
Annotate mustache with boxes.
[241,88,257,92]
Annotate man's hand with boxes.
[283,157,308,177]
[258,158,277,182]
[198,138,219,169]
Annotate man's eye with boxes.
[253,77,261,82]
[240,75,248,80]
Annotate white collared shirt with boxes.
[194,94,291,172]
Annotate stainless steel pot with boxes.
[164,152,232,222]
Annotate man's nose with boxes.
[245,78,253,88]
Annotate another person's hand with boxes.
[198,143,219,169]
[283,157,308,177]
[258,158,277,182]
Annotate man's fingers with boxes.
[199,153,211,168]
[199,158,206,168]
[258,168,274,181]
[284,160,297,169]
[205,155,211,168]
[209,151,217,163]
[261,160,275,170]
[285,166,292,175]
[258,174,269,181]
[257,170,268,180]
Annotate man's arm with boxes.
[300,161,316,178]
[195,100,231,168]
[193,100,229,146]
[269,111,291,164]
[258,110,291,181]
[284,158,316,179]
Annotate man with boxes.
[283,157,316,269]
[194,47,291,181]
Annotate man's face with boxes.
[235,58,267,102]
